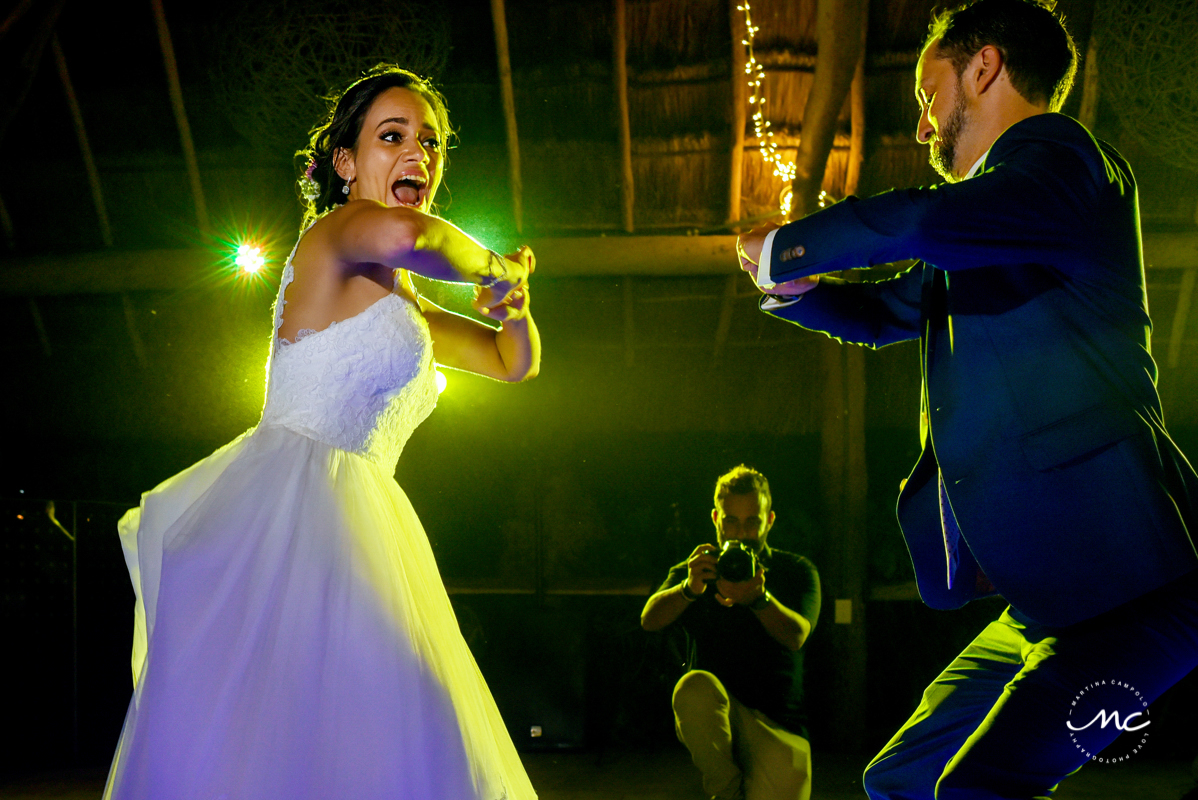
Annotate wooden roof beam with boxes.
[490,0,524,234]
[0,0,67,250]
[51,33,112,248]
[0,0,34,40]
[0,0,65,146]
[2,233,1196,295]
[150,0,209,236]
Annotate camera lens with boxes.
[716,541,757,583]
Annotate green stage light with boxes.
[435,369,448,395]
[235,244,267,275]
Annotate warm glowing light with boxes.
[235,244,266,274]
[435,369,448,395]
[738,1,797,217]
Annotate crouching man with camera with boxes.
[641,465,821,800]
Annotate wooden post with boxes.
[613,0,635,233]
[712,273,738,365]
[1168,267,1196,370]
[1078,33,1100,132]
[623,276,635,367]
[490,0,524,234]
[28,298,51,357]
[122,293,149,369]
[817,5,870,748]
[51,34,112,247]
[728,2,747,224]
[150,0,209,236]
[819,338,868,752]
[844,18,867,197]
[0,192,13,250]
[789,0,867,219]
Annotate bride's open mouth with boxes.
[392,175,428,208]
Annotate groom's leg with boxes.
[937,571,1198,799]
[862,611,1027,800]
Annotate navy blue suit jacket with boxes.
[763,113,1197,627]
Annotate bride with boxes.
[104,65,539,800]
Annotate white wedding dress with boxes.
[104,234,535,799]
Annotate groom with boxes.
[737,0,1198,797]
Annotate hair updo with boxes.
[297,64,454,229]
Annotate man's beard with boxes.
[929,87,968,181]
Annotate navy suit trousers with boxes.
[864,570,1198,799]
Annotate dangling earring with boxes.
[342,183,350,195]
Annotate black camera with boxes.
[716,540,758,583]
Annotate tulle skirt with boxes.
[104,424,534,800]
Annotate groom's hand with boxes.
[764,276,821,297]
[736,222,781,282]
[738,222,821,298]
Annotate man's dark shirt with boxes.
[659,547,821,737]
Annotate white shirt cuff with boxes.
[761,294,803,311]
[755,228,780,289]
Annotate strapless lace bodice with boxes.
[258,247,437,470]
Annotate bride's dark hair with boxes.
[297,64,454,228]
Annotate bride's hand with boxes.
[478,246,534,310]
[476,246,534,320]
[474,283,530,322]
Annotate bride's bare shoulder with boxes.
[292,209,350,278]
[295,201,394,268]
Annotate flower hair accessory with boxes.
[300,158,320,201]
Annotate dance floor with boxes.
[0,748,1191,799]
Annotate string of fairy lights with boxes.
[737,1,798,217]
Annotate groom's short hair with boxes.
[714,465,772,511]
[926,0,1078,113]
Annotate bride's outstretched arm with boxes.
[329,200,527,302]
[419,246,540,383]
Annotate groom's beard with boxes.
[930,87,969,182]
